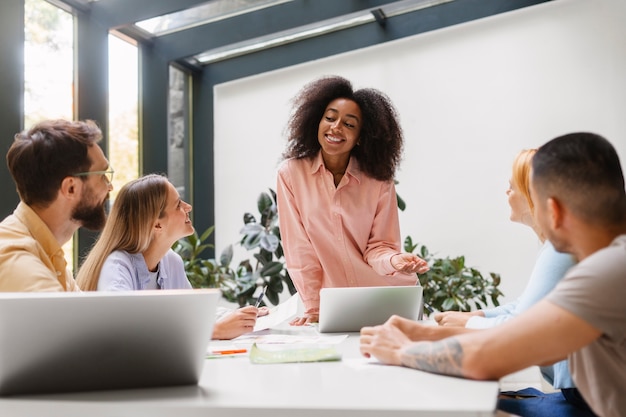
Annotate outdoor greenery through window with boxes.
[24,0,74,267]
[24,0,139,272]
[108,34,139,197]
[24,0,73,127]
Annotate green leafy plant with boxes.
[171,226,250,304]
[404,236,504,313]
[174,184,502,314]
[235,188,296,306]
[173,189,296,307]
[171,226,217,288]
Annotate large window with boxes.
[24,0,73,127]
[24,0,74,266]
[108,34,139,197]
[24,1,140,271]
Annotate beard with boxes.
[72,194,109,232]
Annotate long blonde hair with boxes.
[76,174,170,291]
[511,148,538,213]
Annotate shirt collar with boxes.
[129,251,170,289]
[14,202,65,261]
[310,151,363,184]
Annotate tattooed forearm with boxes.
[400,338,464,377]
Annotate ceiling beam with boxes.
[55,0,212,29]
[150,0,402,61]
[202,0,553,84]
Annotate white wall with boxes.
[213,0,626,305]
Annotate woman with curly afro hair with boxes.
[277,76,429,325]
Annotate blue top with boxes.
[466,240,576,389]
[97,249,230,321]
[97,249,192,291]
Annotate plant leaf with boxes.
[199,225,215,242]
[257,192,273,214]
[219,245,234,267]
[241,230,263,250]
[259,261,283,277]
[396,193,406,211]
[260,234,279,252]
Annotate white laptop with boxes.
[318,286,423,333]
[0,289,220,396]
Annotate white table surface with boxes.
[0,327,499,417]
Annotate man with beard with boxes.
[0,119,112,291]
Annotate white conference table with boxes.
[0,328,499,417]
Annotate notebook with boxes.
[318,285,423,333]
[0,289,220,395]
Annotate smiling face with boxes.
[158,182,194,243]
[317,98,362,165]
[506,177,532,226]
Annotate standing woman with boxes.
[77,174,266,340]
[277,76,429,325]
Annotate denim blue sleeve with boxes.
[466,302,516,329]
[514,241,575,314]
[159,249,192,289]
[466,241,575,329]
[469,241,577,388]
[97,251,139,291]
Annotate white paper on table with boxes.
[253,293,300,331]
[236,333,347,345]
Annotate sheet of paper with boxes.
[253,293,300,331]
[208,295,347,356]
[234,333,347,346]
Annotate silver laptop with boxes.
[318,286,423,333]
[0,289,220,395]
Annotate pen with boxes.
[254,285,267,308]
[210,349,248,355]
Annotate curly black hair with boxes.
[282,75,403,182]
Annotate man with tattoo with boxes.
[360,132,626,417]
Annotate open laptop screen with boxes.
[318,286,423,333]
[0,289,220,395]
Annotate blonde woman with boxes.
[434,149,578,395]
[77,174,267,339]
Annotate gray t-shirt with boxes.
[547,235,626,417]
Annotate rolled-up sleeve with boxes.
[277,161,323,315]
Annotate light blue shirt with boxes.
[97,249,231,321]
[97,249,192,291]
[466,240,576,389]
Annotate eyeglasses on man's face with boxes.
[73,168,114,185]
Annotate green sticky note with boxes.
[249,343,342,364]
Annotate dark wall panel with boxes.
[74,10,110,265]
[0,0,25,219]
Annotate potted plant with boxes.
[403,235,503,314]
[173,189,296,307]
[174,187,503,314]
[233,188,297,306]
